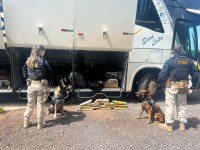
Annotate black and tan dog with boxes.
[47,77,71,118]
[136,90,165,124]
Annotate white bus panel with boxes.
[3,0,74,50]
[74,0,138,51]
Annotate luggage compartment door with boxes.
[2,0,74,50]
[74,0,138,51]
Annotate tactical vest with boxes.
[169,56,190,81]
[28,58,46,80]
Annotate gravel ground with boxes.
[0,91,200,150]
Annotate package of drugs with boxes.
[95,99,103,103]
[80,99,92,106]
[112,100,127,105]
[103,99,109,103]
[104,79,118,88]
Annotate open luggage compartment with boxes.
[0,50,11,89]
[75,51,128,90]
[10,48,128,96]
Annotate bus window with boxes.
[188,27,195,59]
[173,20,196,60]
[135,0,164,33]
[197,25,200,53]
[0,0,2,12]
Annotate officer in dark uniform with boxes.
[157,44,199,132]
[22,45,52,129]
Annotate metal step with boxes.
[77,88,122,92]
[17,86,57,100]
[17,86,124,100]
[76,88,124,99]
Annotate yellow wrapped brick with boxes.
[112,100,127,105]
[101,108,112,110]
[90,103,100,107]
[103,99,109,103]
[80,105,89,109]
[114,107,128,110]
[100,105,106,108]
[104,103,114,106]
[95,99,103,103]
[80,99,92,106]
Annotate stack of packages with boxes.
[77,99,128,111]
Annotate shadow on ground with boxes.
[45,110,86,128]
[187,117,200,129]
[187,91,200,105]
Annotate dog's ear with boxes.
[135,90,147,99]
[60,78,64,85]
[56,86,61,92]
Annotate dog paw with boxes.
[62,112,67,116]
[54,114,57,118]
[146,121,151,124]
[136,117,142,119]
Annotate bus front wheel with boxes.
[136,73,158,97]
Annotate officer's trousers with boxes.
[165,85,187,124]
[24,81,46,123]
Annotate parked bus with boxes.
[0,0,199,99]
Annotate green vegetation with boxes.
[0,107,4,113]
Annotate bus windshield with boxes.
[173,19,200,60]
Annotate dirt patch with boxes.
[0,109,24,130]
[0,105,82,130]
[0,105,129,130]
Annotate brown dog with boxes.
[47,77,71,118]
[136,90,165,124]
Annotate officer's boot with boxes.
[158,123,173,132]
[23,117,31,128]
[179,122,186,131]
[37,118,46,129]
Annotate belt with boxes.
[31,80,41,83]
[170,81,180,85]
[170,80,187,85]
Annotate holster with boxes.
[177,80,189,94]
[166,80,171,88]
[178,80,187,88]
[26,79,31,86]
[43,86,50,102]
[41,79,49,102]
[41,79,48,86]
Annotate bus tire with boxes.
[136,73,158,97]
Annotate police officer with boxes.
[22,45,52,129]
[157,44,199,132]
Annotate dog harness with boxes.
[51,93,65,105]
[146,98,154,107]
[146,98,155,121]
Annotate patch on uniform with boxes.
[33,62,38,68]
[178,59,188,65]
